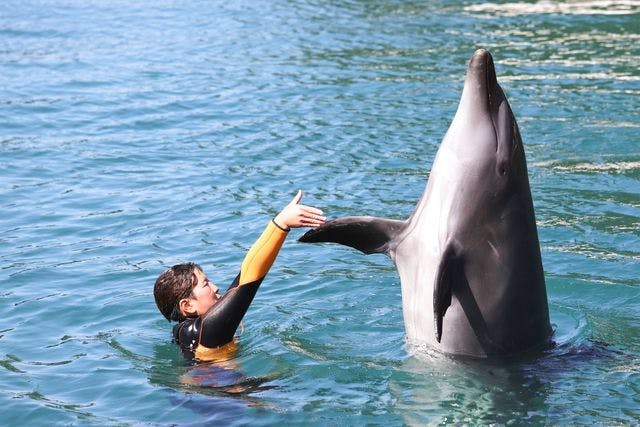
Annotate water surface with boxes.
[1,0,639,424]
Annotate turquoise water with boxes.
[1,0,639,424]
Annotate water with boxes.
[1,0,639,424]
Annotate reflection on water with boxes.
[536,159,640,173]
[466,1,640,16]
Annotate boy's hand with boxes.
[274,190,326,230]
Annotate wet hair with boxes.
[153,263,202,322]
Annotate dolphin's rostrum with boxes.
[300,49,552,357]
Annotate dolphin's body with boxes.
[300,49,551,357]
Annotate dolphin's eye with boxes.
[497,161,508,177]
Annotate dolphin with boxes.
[300,49,552,357]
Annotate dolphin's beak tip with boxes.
[466,49,498,90]
[470,48,493,66]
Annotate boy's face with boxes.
[182,268,221,316]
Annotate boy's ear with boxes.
[178,298,194,317]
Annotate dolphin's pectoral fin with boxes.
[433,244,461,343]
[298,216,406,255]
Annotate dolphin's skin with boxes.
[300,49,552,357]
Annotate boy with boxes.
[153,190,325,360]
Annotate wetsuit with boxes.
[173,219,288,360]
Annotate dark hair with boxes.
[153,263,202,322]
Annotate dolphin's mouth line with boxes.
[484,58,501,154]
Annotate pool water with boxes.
[1,1,639,424]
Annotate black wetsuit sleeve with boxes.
[197,274,263,348]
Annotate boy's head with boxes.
[154,263,221,322]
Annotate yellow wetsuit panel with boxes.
[239,220,288,286]
[193,340,239,363]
